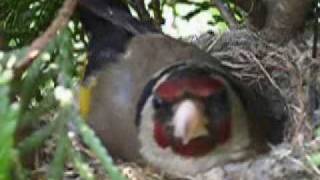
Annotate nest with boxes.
[36,29,320,179]
[200,30,320,143]
[189,29,320,179]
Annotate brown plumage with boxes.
[86,34,202,161]
[79,0,284,176]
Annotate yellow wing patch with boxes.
[79,77,97,120]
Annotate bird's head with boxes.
[151,71,231,157]
[136,64,255,175]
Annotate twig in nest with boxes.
[312,0,319,58]
[239,50,284,96]
[14,0,78,77]
[212,0,239,29]
[290,65,313,144]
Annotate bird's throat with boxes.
[153,118,232,157]
[153,120,215,157]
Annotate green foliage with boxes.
[310,125,320,167]
[0,0,64,48]
[308,152,320,166]
[0,26,127,179]
[0,0,128,179]
[73,115,126,180]
[0,0,318,179]
[159,0,238,35]
[70,148,95,180]
[0,69,19,180]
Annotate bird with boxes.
[78,0,284,176]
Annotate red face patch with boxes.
[155,77,224,102]
[153,120,170,148]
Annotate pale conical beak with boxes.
[172,99,209,145]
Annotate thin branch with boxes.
[151,0,164,27]
[312,2,319,58]
[234,0,257,13]
[0,32,7,50]
[14,0,78,77]
[234,0,267,30]
[212,0,239,29]
[127,0,152,23]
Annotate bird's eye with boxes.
[152,95,165,109]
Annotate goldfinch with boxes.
[78,0,284,176]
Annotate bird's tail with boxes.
[78,0,158,77]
